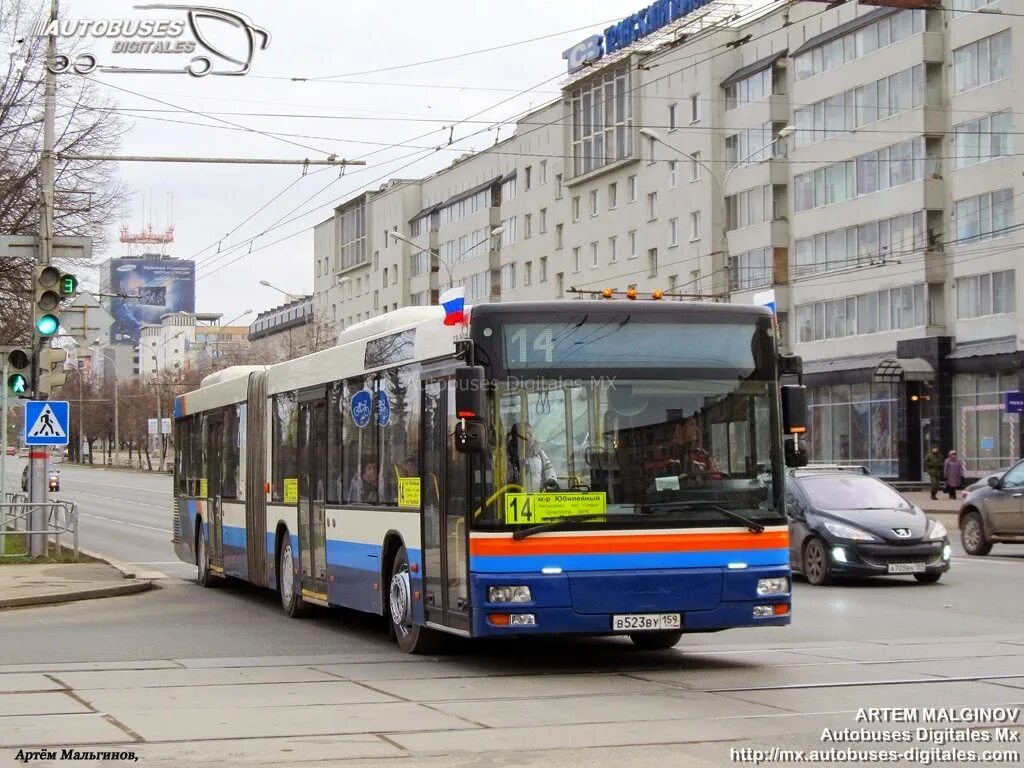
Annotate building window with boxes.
[726,185,773,230]
[410,249,431,277]
[500,216,518,247]
[628,230,638,259]
[501,263,517,292]
[953,371,1019,472]
[608,182,618,209]
[955,189,1013,243]
[669,160,678,188]
[690,94,699,122]
[646,134,657,164]
[730,247,773,291]
[556,223,564,249]
[501,176,517,200]
[668,103,677,130]
[372,251,379,270]
[805,383,898,477]
[795,283,927,342]
[609,235,618,263]
[589,189,599,216]
[793,211,927,279]
[689,211,700,241]
[628,175,638,202]
[540,256,548,282]
[691,152,701,181]
[374,290,379,310]
[957,270,1015,319]
[793,10,924,82]
[794,65,925,148]
[525,261,533,286]
[556,272,564,297]
[524,166,532,190]
[382,267,389,288]
[524,213,532,239]
[539,208,547,233]
[573,247,582,273]
[590,241,599,268]
[572,196,580,222]
[648,248,658,277]
[647,192,657,221]
[668,274,678,294]
[570,66,632,176]
[955,111,1012,169]
[669,217,679,247]
[539,160,547,184]
[726,123,786,166]
[439,190,489,226]
[954,30,1011,93]
[555,173,563,199]
[725,67,772,110]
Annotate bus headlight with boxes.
[488,586,532,603]
[756,578,788,596]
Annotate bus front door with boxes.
[421,375,470,633]
[297,396,328,601]
[206,414,224,574]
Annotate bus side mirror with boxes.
[454,366,488,454]
[781,385,808,436]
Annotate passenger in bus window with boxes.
[347,460,379,504]
[507,423,557,491]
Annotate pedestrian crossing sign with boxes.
[24,400,70,446]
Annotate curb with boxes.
[0,580,152,609]
[78,548,139,579]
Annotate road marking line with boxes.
[78,512,171,534]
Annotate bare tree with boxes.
[0,0,126,344]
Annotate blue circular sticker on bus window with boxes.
[351,389,372,429]
[376,390,391,427]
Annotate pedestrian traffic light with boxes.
[5,347,31,397]
[34,266,62,338]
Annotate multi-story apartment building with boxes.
[310,0,1022,480]
[137,313,250,377]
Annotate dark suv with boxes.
[785,467,951,585]
[958,459,1024,556]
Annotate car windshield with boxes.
[799,475,910,510]
[473,377,784,530]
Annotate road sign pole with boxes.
[1,356,8,556]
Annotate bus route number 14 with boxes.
[506,494,534,523]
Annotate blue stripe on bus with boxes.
[223,524,246,549]
[469,548,789,573]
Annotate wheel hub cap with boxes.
[282,545,294,598]
[390,568,412,635]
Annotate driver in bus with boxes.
[507,423,557,492]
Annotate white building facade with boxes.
[310,0,1023,480]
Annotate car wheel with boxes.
[389,546,444,654]
[914,573,942,584]
[802,537,832,586]
[960,512,992,556]
[278,534,310,618]
[629,631,683,650]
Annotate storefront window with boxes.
[806,383,897,476]
[953,372,1020,472]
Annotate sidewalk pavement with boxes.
[0,562,152,609]
[901,491,962,529]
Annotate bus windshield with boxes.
[475,377,783,531]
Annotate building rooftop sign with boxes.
[562,0,714,74]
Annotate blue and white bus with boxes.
[173,300,805,652]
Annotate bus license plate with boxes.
[612,613,681,632]
[887,563,926,574]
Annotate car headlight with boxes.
[487,586,532,603]
[822,520,878,541]
[926,519,947,540]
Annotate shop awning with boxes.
[874,357,935,383]
[803,355,888,376]
[946,338,1017,360]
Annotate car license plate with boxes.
[887,562,926,574]
[612,613,681,632]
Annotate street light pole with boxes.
[640,125,793,300]
[259,280,304,303]
[390,227,504,299]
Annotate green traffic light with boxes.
[7,373,27,395]
[61,274,78,295]
[35,313,59,336]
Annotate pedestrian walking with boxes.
[924,445,944,500]
[942,450,967,500]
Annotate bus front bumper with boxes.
[468,567,791,638]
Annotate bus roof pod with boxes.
[335,306,446,345]
[200,366,269,388]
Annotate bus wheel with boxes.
[389,546,443,654]
[196,523,218,588]
[278,535,309,618]
[629,631,682,650]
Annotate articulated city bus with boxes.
[173,300,806,653]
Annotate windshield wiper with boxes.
[642,501,765,534]
[512,511,674,541]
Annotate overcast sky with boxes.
[53,0,649,324]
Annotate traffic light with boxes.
[33,266,76,337]
[5,348,31,397]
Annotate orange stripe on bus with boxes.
[469,530,789,556]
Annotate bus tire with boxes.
[278,532,310,618]
[629,631,682,650]
[196,522,218,588]
[389,546,443,654]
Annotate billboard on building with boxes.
[107,258,196,343]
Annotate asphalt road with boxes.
[2,463,1023,766]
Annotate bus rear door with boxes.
[206,413,224,574]
[297,392,328,602]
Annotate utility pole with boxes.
[29,0,58,557]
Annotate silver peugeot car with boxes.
[958,459,1024,556]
